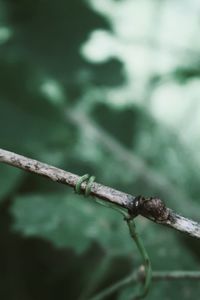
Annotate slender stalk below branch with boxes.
[153,271,200,280]
[89,270,200,300]
[0,148,200,239]
[126,219,152,299]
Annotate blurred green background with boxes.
[0,0,200,299]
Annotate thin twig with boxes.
[89,272,137,300]
[153,271,200,280]
[89,269,200,300]
[0,148,200,239]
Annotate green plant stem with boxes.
[94,197,152,299]
[89,271,138,300]
[89,270,200,300]
[126,219,152,299]
[89,218,152,300]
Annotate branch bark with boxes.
[0,148,200,239]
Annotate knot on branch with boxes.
[130,196,170,222]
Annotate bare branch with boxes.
[0,148,200,239]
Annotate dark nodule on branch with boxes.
[129,195,170,222]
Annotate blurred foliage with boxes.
[11,193,133,255]
[0,0,200,299]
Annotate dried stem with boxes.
[0,148,200,239]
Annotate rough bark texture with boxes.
[0,148,200,239]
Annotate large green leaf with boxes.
[0,164,23,202]
[10,193,200,300]
[11,193,134,254]
[0,59,75,166]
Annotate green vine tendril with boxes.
[126,218,152,299]
[75,174,95,196]
[75,174,152,300]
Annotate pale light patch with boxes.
[150,79,200,144]
[0,26,12,44]
[103,85,141,106]
[40,79,65,105]
[87,0,158,40]
[151,83,191,127]
[83,0,200,106]
[80,30,116,63]
[158,0,200,49]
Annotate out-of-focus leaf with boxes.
[0,60,75,164]
[0,164,23,202]
[92,103,139,148]
[10,193,134,254]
